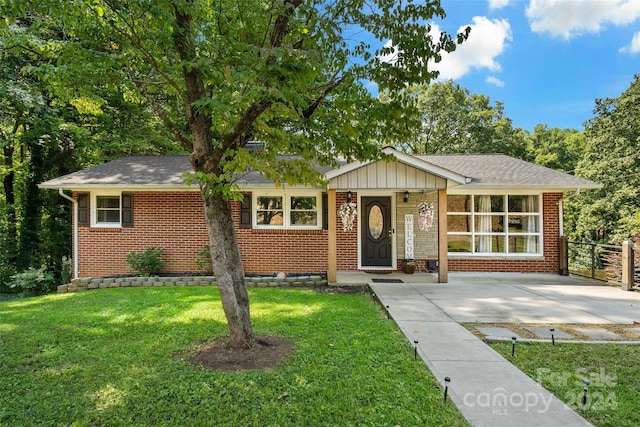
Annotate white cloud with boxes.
[489,0,510,10]
[526,0,640,40]
[432,17,512,80]
[619,31,640,53]
[486,76,506,87]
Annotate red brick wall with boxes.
[74,190,563,278]
[448,193,562,273]
[75,191,330,278]
[336,192,358,271]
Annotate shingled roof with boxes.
[39,151,601,191]
[419,154,600,190]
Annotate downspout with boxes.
[58,188,78,280]
[558,189,580,236]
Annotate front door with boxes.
[361,196,393,267]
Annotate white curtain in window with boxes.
[526,195,537,253]
[477,195,492,252]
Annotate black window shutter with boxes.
[239,193,252,228]
[77,193,89,226]
[322,193,328,230]
[122,193,133,227]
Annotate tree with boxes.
[4,0,468,348]
[0,13,179,290]
[397,81,526,158]
[526,124,586,173]
[564,75,640,244]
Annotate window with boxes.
[447,194,541,255]
[254,192,321,229]
[96,196,121,225]
[91,193,133,228]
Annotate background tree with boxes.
[398,81,526,158]
[4,0,468,347]
[564,75,640,244]
[0,13,178,291]
[525,124,586,172]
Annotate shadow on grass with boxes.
[0,287,468,427]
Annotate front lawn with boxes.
[490,341,640,427]
[0,287,468,426]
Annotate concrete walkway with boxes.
[366,273,640,427]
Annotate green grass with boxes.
[490,342,640,427]
[0,287,468,426]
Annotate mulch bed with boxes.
[189,335,294,372]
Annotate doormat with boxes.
[371,278,403,283]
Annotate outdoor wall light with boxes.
[404,190,410,203]
[346,190,352,203]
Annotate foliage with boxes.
[397,81,527,158]
[195,245,213,274]
[8,267,55,296]
[0,287,469,426]
[491,341,640,427]
[565,75,640,244]
[526,124,587,172]
[125,247,165,276]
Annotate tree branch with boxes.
[101,1,189,107]
[136,81,193,150]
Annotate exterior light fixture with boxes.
[404,191,410,203]
[346,190,352,203]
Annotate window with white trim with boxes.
[90,192,133,228]
[254,192,321,229]
[96,196,121,224]
[447,194,541,255]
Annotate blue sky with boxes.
[387,0,640,132]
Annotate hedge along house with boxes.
[39,147,601,283]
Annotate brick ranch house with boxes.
[39,147,600,283]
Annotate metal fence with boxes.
[567,241,623,284]
[634,247,640,291]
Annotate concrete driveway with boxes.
[421,273,640,324]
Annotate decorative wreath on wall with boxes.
[338,202,357,232]
[417,201,434,232]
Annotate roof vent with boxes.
[244,141,266,151]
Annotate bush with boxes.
[126,247,165,276]
[195,245,213,273]
[9,267,56,296]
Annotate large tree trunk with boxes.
[202,187,254,349]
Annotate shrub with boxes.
[126,247,165,276]
[9,267,56,296]
[195,245,213,273]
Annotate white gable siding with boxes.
[328,161,447,190]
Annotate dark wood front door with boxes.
[361,196,393,267]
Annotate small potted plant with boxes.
[402,259,416,274]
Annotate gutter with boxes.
[58,188,79,280]
[558,189,581,236]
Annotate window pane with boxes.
[97,196,120,209]
[508,215,539,233]
[257,196,282,210]
[475,235,505,253]
[474,195,504,212]
[474,215,504,232]
[509,235,539,253]
[447,195,471,212]
[448,214,471,232]
[291,211,317,226]
[97,209,120,223]
[448,235,471,252]
[508,195,539,213]
[290,196,318,226]
[291,196,316,210]
[256,211,283,225]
